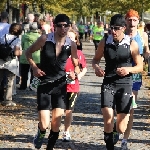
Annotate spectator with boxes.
[19,22,41,90]
[34,14,42,30]
[40,18,51,34]
[27,13,35,24]
[0,23,22,106]
[78,21,85,40]
[0,11,10,101]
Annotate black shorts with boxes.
[101,84,132,114]
[93,40,100,50]
[37,77,67,111]
[66,92,78,110]
[79,32,84,40]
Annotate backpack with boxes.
[0,34,18,61]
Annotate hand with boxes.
[67,71,76,80]
[116,67,130,76]
[77,73,82,80]
[32,67,46,77]
[95,66,105,77]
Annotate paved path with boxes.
[0,42,150,150]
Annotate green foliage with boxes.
[0,0,150,20]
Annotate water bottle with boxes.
[30,77,41,92]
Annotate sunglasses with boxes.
[110,26,122,30]
[56,24,69,28]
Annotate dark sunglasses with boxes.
[110,26,122,30]
[56,24,69,28]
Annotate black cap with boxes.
[54,14,70,24]
[110,14,126,27]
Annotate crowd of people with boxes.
[0,9,150,150]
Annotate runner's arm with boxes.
[77,52,87,80]
[25,35,46,70]
[130,40,143,73]
[92,38,105,70]
[71,41,80,74]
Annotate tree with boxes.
[1,0,150,22]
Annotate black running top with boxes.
[103,35,133,85]
[39,32,71,81]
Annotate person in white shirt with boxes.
[0,12,10,37]
[40,18,51,34]
[0,23,22,106]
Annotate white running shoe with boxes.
[62,131,71,142]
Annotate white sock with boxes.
[122,139,127,143]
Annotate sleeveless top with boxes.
[103,35,133,85]
[131,32,143,54]
[39,32,71,81]
[130,32,143,83]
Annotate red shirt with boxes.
[65,50,87,92]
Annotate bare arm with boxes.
[77,67,87,80]
[92,38,104,69]
[92,38,105,77]
[143,32,150,58]
[48,25,51,34]
[130,40,143,73]
[116,40,143,76]
[25,35,46,69]
[25,35,47,77]
[71,41,80,74]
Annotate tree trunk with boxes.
[9,7,13,24]
[16,8,20,23]
[12,7,16,23]
[7,0,12,24]
[24,4,29,19]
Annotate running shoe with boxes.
[113,121,119,145]
[62,131,71,142]
[33,128,45,149]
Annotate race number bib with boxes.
[96,32,102,35]
[66,72,75,84]
[132,73,142,82]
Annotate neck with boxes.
[54,32,66,43]
[126,28,138,37]
[1,19,7,23]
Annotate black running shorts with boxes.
[37,78,67,111]
[66,92,78,110]
[101,84,132,114]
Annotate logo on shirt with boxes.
[66,46,69,49]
